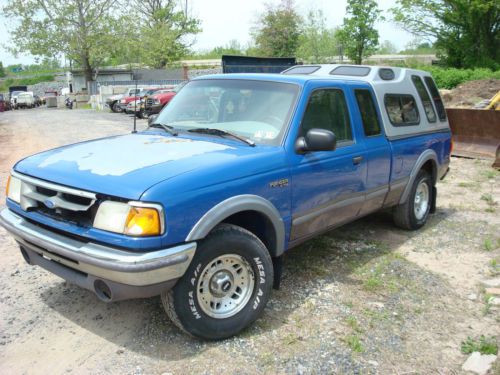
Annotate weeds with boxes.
[481,193,496,205]
[346,316,363,333]
[344,334,364,353]
[461,335,498,355]
[484,239,495,251]
[482,170,499,180]
[458,182,475,188]
[483,294,494,315]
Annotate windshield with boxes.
[155,79,299,145]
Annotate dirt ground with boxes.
[0,108,499,375]
[442,79,500,109]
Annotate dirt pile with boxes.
[441,79,500,108]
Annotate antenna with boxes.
[132,79,137,133]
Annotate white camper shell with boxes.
[281,64,449,138]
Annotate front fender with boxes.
[185,194,285,256]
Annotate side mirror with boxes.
[148,114,158,126]
[295,128,337,154]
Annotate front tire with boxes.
[393,169,433,230]
[162,224,273,340]
[111,102,122,113]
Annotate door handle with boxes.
[352,156,363,165]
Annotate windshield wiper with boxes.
[148,122,178,136]
[188,128,255,147]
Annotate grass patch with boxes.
[481,194,497,207]
[461,335,498,355]
[344,334,364,353]
[484,238,499,251]
[345,316,363,333]
[0,75,55,92]
[482,169,499,180]
[458,182,476,188]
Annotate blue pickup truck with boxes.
[1,64,451,339]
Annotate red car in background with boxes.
[118,88,162,112]
[0,94,6,112]
[141,81,187,118]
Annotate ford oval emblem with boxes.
[44,199,56,209]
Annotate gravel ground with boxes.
[0,108,499,375]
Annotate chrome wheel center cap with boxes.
[210,271,233,297]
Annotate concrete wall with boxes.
[72,72,134,93]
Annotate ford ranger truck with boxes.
[0,65,451,340]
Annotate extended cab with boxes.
[0,65,451,340]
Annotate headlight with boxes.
[93,201,163,236]
[6,175,21,203]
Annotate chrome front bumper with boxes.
[0,208,196,301]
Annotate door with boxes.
[351,87,391,216]
[288,83,367,243]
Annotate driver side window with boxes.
[301,89,352,142]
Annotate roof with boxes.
[282,64,433,84]
[70,68,132,76]
[193,64,433,86]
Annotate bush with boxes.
[410,66,500,89]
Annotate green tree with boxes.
[3,0,127,87]
[132,0,201,68]
[392,0,500,69]
[191,40,245,59]
[377,40,398,55]
[338,0,382,64]
[0,62,5,78]
[252,0,302,57]
[399,38,435,55]
[296,10,341,63]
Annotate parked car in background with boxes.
[0,93,6,112]
[106,87,143,113]
[125,99,142,115]
[33,95,42,107]
[10,91,25,109]
[140,84,183,119]
[119,88,162,113]
[14,92,35,109]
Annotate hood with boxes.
[108,93,124,101]
[14,133,277,200]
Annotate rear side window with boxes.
[424,77,447,121]
[355,89,381,136]
[330,66,371,76]
[384,94,420,126]
[301,89,352,142]
[412,75,436,123]
[282,66,320,75]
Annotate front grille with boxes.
[16,173,97,227]
[146,98,154,106]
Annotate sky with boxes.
[0,0,415,66]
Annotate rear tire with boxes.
[393,169,433,230]
[162,224,273,340]
[111,102,122,113]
